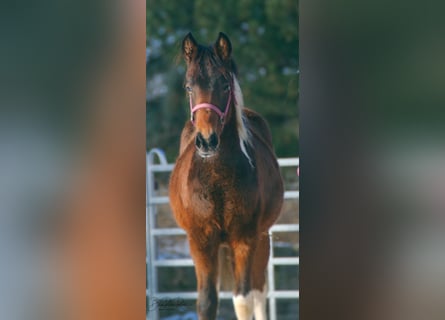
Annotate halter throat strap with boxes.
[190,92,232,125]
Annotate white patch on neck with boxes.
[232,75,253,167]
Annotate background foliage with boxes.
[147,0,298,160]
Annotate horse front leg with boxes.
[230,238,256,320]
[188,233,220,320]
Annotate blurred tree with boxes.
[147,0,298,160]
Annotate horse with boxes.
[169,32,284,320]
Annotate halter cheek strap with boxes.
[190,92,232,125]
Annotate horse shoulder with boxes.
[243,108,283,229]
[243,108,274,149]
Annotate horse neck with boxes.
[220,99,240,144]
[219,99,253,167]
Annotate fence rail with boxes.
[147,149,299,320]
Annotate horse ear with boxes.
[182,32,198,64]
[214,32,232,62]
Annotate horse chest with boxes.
[185,163,257,219]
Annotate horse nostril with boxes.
[195,132,218,153]
[208,133,219,149]
[195,132,209,150]
[195,132,203,149]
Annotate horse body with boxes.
[169,32,283,320]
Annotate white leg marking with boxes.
[253,285,268,320]
[233,292,254,320]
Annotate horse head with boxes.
[182,32,237,158]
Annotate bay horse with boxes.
[169,32,284,320]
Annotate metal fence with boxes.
[147,148,299,320]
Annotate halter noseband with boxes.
[190,89,232,125]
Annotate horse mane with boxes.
[232,75,253,167]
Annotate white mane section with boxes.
[232,75,253,167]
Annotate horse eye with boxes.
[185,86,192,93]
[223,84,231,92]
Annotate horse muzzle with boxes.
[195,132,219,158]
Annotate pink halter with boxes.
[190,91,232,125]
